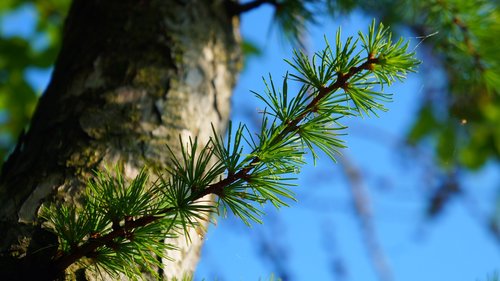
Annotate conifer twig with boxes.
[40,21,420,278]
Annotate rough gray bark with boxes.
[0,0,241,279]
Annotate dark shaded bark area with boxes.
[0,0,241,279]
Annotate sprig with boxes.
[39,20,419,278]
[41,167,179,279]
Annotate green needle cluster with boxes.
[40,20,419,278]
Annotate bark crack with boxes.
[210,39,223,121]
[153,100,164,125]
[211,78,223,121]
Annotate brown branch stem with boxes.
[52,207,175,272]
[51,55,379,274]
[274,57,378,141]
[200,57,377,197]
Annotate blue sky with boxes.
[195,5,500,281]
[1,3,499,281]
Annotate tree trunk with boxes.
[0,0,241,279]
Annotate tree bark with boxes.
[0,0,241,279]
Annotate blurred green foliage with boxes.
[0,0,69,164]
[349,0,500,169]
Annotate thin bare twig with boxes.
[339,155,393,281]
[226,0,278,15]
